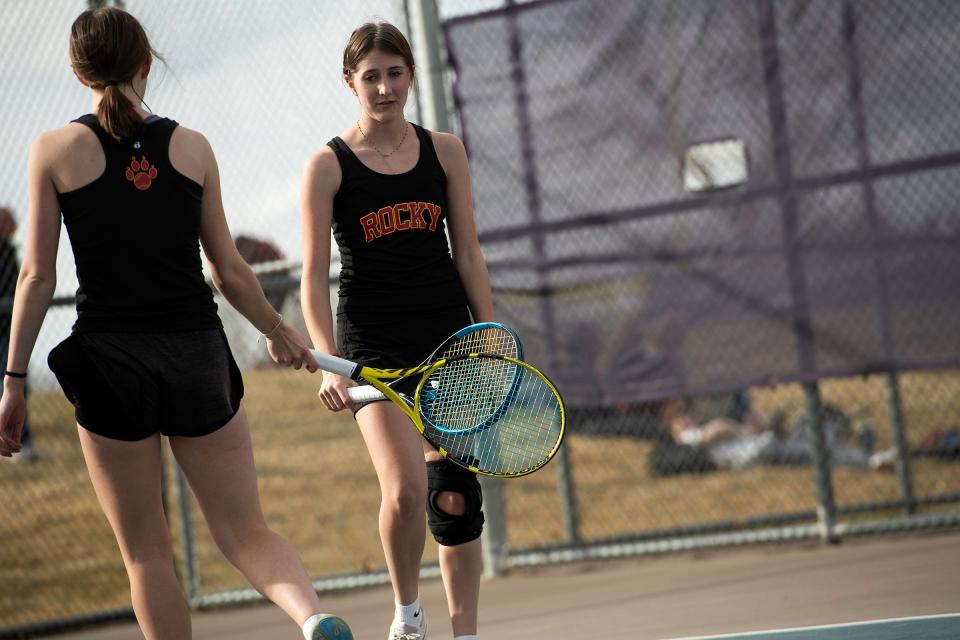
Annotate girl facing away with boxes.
[300,21,494,640]
[0,7,352,640]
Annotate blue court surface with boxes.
[669,613,960,640]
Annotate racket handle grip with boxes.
[307,349,360,378]
[347,385,386,404]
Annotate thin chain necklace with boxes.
[357,120,409,159]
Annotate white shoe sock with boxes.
[395,596,422,625]
[454,635,478,640]
[302,614,324,640]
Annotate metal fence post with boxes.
[555,445,580,544]
[885,373,916,514]
[173,461,200,605]
[759,1,837,542]
[409,0,515,570]
[840,4,917,519]
[479,476,508,576]
[802,383,839,542]
[409,0,450,133]
[502,0,580,546]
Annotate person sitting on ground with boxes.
[661,392,872,471]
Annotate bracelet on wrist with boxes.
[4,370,27,379]
[259,313,283,340]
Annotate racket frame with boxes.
[308,349,565,477]
[345,322,523,405]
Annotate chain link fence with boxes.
[443,0,960,557]
[0,0,413,633]
[3,0,960,636]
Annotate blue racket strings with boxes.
[420,356,563,476]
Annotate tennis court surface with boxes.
[669,614,960,640]
[56,531,958,639]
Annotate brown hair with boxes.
[342,22,416,82]
[69,7,162,141]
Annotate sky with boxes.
[2,1,409,275]
[0,0,507,387]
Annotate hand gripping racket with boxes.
[309,331,564,478]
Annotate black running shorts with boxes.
[48,329,244,441]
[336,305,472,370]
[337,304,472,406]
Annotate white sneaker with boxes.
[388,608,427,640]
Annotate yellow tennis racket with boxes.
[346,322,523,405]
[309,345,564,478]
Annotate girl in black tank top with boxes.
[300,21,495,640]
[58,113,222,334]
[0,7,352,640]
[326,123,471,368]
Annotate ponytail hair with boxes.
[96,82,142,142]
[69,7,163,141]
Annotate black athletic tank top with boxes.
[327,124,468,315]
[57,114,221,333]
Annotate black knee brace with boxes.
[425,459,484,546]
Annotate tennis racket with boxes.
[346,322,523,405]
[309,342,564,478]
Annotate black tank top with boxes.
[57,114,221,333]
[327,124,468,315]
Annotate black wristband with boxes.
[4,370,27,379]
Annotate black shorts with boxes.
[337,305,472,369]
[48,329,244,441]
[337,305,472,405]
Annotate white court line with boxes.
[663,612,960,640]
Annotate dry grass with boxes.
[2,368,960,627]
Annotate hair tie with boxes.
[104,80,118,87]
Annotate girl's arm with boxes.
[300,148,354,411]
[188,129,314,370]
[0,133,62,454]
[434,132,494,323]
[299,148,341,356]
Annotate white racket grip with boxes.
[308,349,360,378]
[346,385,386,404]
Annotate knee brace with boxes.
[425,459,484,546]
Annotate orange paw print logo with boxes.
[125,155,158,190]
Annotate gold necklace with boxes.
[357,120,409,159]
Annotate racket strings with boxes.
[421,357,563,476]
[474,374,562,474]
[426,356,513,429]
[441,327,520,360]
[440,383,560,475]
[369,326,519,403]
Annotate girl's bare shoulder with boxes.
[31,121,97,158]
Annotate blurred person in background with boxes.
[0,7,351,640]
[301,21,492,640]
[662,392,872,471]
[0,206,38,463]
